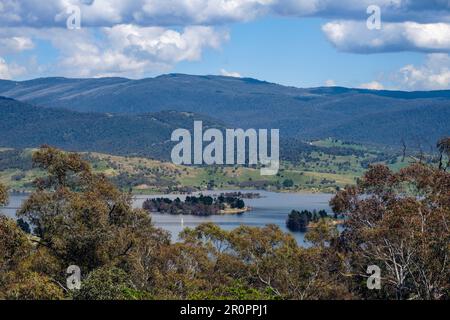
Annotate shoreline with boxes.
[219,206,251,215]
[132,188,336,197]
[8,186,338,197]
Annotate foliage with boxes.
[3,271,65,300]
[286,210,309,232]
[0,215,64,299]
[1,146,448,300]
[174,223,349,300]
[305,219,339,247]
[72,266,134,300]
[282,179,294,188]
[16,218,31,234]
[437,137,450,171]
[0,149,33,171]
[0,215,30,274]
[0,183,7,206]
[16,146,170,293]
[330,162,450,299]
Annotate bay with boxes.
[1,190,333,246]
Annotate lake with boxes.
[1,190,333,245]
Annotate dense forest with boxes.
[1,75,450,147]
[0,97,222,160]
[0,144,449,300]
[2,96,412,166]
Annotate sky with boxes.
[0,0,449,90]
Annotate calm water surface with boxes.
[2,190,333,245]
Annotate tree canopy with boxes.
[0,145,448,300]
[0,183,7,206]
[330,162,450,299]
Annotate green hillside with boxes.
[0,141,411,194]
[0,96,223,160]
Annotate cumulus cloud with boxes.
[322,21,450,53]
[1,0,449,28]
[220,69,241,77]
[1,1,446,57]
[325,79,336,86]
[0,0,272,27]
[137,0,272,25]
[360,54,450,91]
[1,1,450,80]
[105,25,227,63]
[0,57,26,79]
[0,36,34,54]
[16,25,229,78]
[395,53,450,91]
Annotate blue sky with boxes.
[0,0,449,90]
[173,17,424,88]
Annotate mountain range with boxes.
[0,74,449,156]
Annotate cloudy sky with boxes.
[0,0,449,90]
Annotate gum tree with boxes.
[17,146,170,295]
[330,162,450,299]
[437,137,450,171]
[0,183,7,206]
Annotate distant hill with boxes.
[0,97,223,160]
[1,74,449,147]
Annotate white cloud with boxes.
[359,81,384,90]
[360,54,450,90]
[220,69,241,77]
[0,0,272,27]
[325,79,336,86]
[1,1,450,79]
[322,21,450,53]
[0,57,26,79]
[0,36,34,54]
[395,53,450,90]
[0,58,11,79]
[138,0,272,25]
[105,25,227,63]
[22,25,229,78]
[1,0,449,28]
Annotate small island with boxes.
[286,209,344,232]
[143,194,249,216]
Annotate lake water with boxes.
[1,190,333,246]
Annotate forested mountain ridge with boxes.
[0,96,223,159]
[1,74,449,147]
